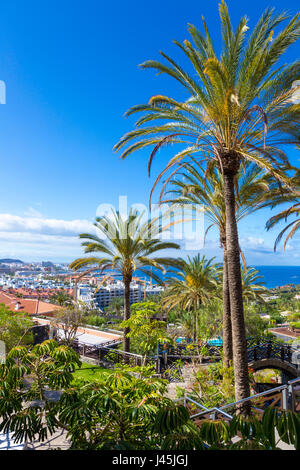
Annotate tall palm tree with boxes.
[163,160,270,366]
[115,3,300,411]
[161,255,220,341]
[70,209,180,353]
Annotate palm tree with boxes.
[115,3,300,411]
[104,297,124,317]
[266,170,300,250]
[161,255,220,341]
[50,290,73,306]
[241,266,267,304]
[70,208,180,353]
[163,160,270,366]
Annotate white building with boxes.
[77,284,95,307]
[92,280,163,309]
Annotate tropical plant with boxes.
[173,310,198,341]
[70,208,181,353]
[243,305,268,337]
[0,303,33,352]
[49,289,73,306]
[1,341,300,450]
[162,255,220,311]
[120,301,169,362]
[104,296,124,316]
[115,2,300,411]
[162,255,220,341]
[0,340,81,443]
[174,298,265,343]
[196,299,224,340]
[0,341,197,450]
[183,361,236,409]
[198,407,300,450]
[241,266,268,303]
[164,159,270,366]
[266,170,300,250]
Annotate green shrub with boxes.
[85,315,106,327]
[290,321,300,329]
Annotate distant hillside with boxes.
[0,258,24,264]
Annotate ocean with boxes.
[104,265,300,290]
[137,265,300,290]
[253,266,300,289]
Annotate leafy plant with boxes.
[0,341,299,450]
[0,303,33,352]
[121,301,170,361]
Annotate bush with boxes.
[85,315,107,327]
[290,321,300,329]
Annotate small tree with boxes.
[51,305,86,346]
[0,303,33,352]
[121,301,170,363]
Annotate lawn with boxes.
[72,361,109,382]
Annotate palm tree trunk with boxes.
[222,246,233,367]
[223,167,250,415]
[123,276,131,354]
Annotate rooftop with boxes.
[0,290,62,315]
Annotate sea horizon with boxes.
[131,265,300,290]
[253,265,300,289]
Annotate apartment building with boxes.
[81,280,163,310]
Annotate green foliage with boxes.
[49,290,73,306]
[241,267,268,304]
[1,341,300,449]
[104,296,124,316]
[289,311,300,322]
[199,408,300,450]
[269,312,285,325]
[0,340,81,443]
[0,303,33,352]
[121,301,169,357]
[254,369,281,385]
[84,315,107,327]
[170,298,266,344]
[69,208,181,289]
[196,300,223,339]
[162,255,221,314]
[243,305,268,336]
[190,362,236,408]
[52,305,86,346]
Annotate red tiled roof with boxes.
[0,291,61,315]
[4,287,73,299]
[269,327,300,338]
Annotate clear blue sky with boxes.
[0,0,299,264]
